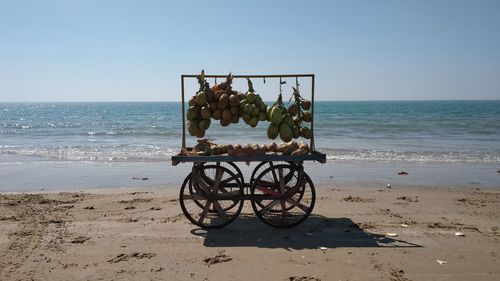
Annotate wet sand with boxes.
[1,185,499,280]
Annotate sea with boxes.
[1,101,499,191]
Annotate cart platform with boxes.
[172,151,326,165]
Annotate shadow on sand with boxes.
[191,214,422,250]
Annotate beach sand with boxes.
[1,185,499,281]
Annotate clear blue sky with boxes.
[0,0,499,102]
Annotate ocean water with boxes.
[1,101,500,164]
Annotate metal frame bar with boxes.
[179,73,316,154]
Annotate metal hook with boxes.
[263,77,266,84]
[215,77,217,84]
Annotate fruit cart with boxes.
[171,73,326,229]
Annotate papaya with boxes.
[270,107,283,125]
[282,113,294,128]
[279,123,293,142]
[200,106,211,120]
[267,124,279,139]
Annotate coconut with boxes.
[267,142,278,152]
[229,94,239,106]
[249,117,258,128]
[220,118,231,127]
[282,114,294,128]
[186,106,198,121]
[300,127,312,139]
[200,106,211,120]
[258,112,267,121]
[218,94,229,109]
[243,103,253,114]
[301,100,311,110]
[212,109,222,120]
[230,106,240,116]
[293,125,300,138]
[189,97,196,107]
[188,121,200,136]
[288,104,298,116]
[242,113,251,124]
[246,92,257,104]
[251,105,260,117]
[199,119,210,130]
[237,92,246,101]
[214,90,224,101]
[221,109,232,121]
[195,91,207,106]
[302,111,312,122]
[231,114,239,124]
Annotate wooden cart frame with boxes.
[172,74,326,228]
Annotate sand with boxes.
[1,185,499,281]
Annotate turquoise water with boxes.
[1,101,499,163]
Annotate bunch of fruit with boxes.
[186,72,213,138]
[266,91,298,142]
[209,74,247,127]
[240,79,268,127]
[287,84,312,139]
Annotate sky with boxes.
[0,0,499,102]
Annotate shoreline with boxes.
[1,159,498,193]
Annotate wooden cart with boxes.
[172,74,326,228]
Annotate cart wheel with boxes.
[201,162,244,186]
[250,161,295,184]
[191,163,242,211]
[252,162,305,211]
[180,165,244,229]
[250,164,315,228]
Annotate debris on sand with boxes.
[203,251,232,266]
[454,232,465,236]
[288,276,321,281]
[107,252,156,263]
[386,233,398,237]
[437,259,447,265]
[397,171,409,175]
[71,236,90,244]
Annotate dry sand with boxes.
[1,185,499,281]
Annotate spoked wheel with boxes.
[250,164,315,228]
[190,163,242,211]
[250,161,295,185]
[200,162,245,186]
[180,165,244,229]
[252,162,305,211]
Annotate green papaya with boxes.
[270,107,283,125]
[279,123,293,142]
[267,124,279,139]
[282,113,294,128]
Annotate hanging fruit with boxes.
[187,70,211,138]
[240,78,268,128]
[286,78,312,139]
